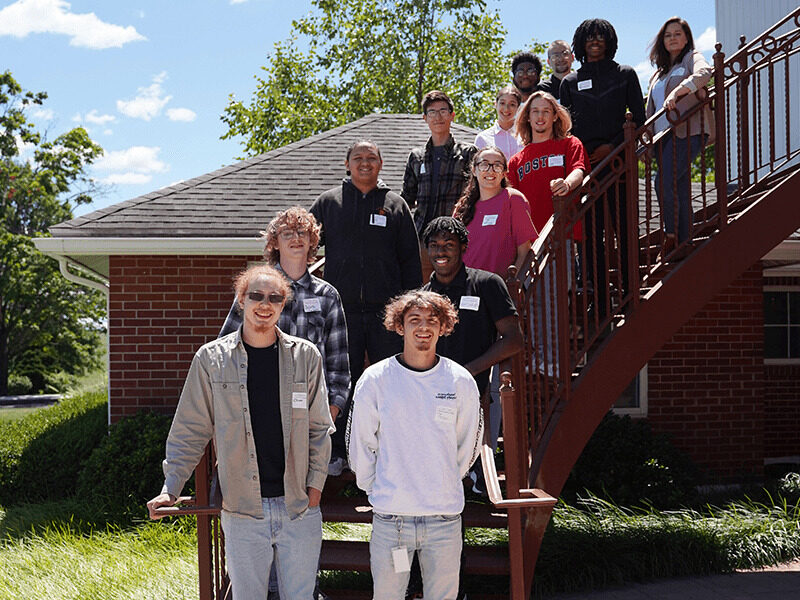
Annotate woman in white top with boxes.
[474,86,524,161]
[645,17,714,255]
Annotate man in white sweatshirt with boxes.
[348,290,483,600]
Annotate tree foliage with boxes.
[0,71,105,394]
[222,0,546,156]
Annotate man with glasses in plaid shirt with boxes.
[402,90,477,280]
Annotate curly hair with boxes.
[383,290,458,337]
[511,52,543,77]
[422,216,469,247]
[233,264,293,308]
[572,18,618,63]
[452,146,509,226]
[261,206,321,265]
[649,17,695,77]
[515,91,573,145]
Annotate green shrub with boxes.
[76,411,176,519]
[7,374,32,395]
[562,413,698,508]
[0,390,107,505]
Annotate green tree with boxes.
[0,71,105,395]
[222,0,546,155]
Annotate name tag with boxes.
[292,392,307,409]
[392,546,411,573]
[482,214,498,226]
[435,405,457,424]
[549,154,565,167]
[370,214,387,227]
[459,295,480,311]
[672,66,686,77]
[578,79,593,91]
[420,163,427,174]
[303,298,321,312]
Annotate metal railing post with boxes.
[623,113,640,308]
[714,43,729,226]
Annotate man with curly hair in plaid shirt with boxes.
[219,206,350,462]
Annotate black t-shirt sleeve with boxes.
[482,273,518,324]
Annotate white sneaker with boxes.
[328,456,347,476]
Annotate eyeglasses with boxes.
[247,291,285,304]
[278,229,309,240]
[515,66,539,76]
[548,49,572,59]
[476,162,505,173]
[587,34,605,42]
[425,108,452,118]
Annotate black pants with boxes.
[331,308,402,458]
[584,172,630,321]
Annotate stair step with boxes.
[320,540,509,575]
[323,590,508,599]
[321,496,508,528]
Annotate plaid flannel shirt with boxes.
[401,134,477,233]
[218,267,351,412]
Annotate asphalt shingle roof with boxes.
[50,114,479,238]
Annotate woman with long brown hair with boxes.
[646,16,714,255]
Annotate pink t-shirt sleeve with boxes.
[507,156,521,188]
[509,191,538,243]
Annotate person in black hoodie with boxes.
[560,19,645,322]
[310,139,422,471]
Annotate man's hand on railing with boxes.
[147,492,178,520]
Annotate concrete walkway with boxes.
[546,560,800,599]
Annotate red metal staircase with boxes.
[155,8,800,599]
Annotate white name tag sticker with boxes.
[303,298,321,312]
[578,79,593,91]
[370,214,387,227]
[392,546,411,573]
[672,66,686,76]
[292,392,307,409]
[482,214,498,226]
[459,295,480,311]
[549,154,565,167]
[435,405,457,424]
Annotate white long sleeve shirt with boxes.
[347,355,483,516]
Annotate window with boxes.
[764,287,800,362]
[612,366,648,417]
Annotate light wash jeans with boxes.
[532,240,574,377]
[370,512,462,600]
[221,496,322,600]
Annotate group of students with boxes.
[147,14,713,600]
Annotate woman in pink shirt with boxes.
[452,146,538,277]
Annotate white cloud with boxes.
[103,128,113,136]
[166,107,197,122]
[695,27,717,54]
[0,0,145,49]
[634,60,655,90]
[32,107,54,120]
[101,172,152,185]
[85,109,116,125]
[116,71,171,121]
[14,134,36,160]
[230,0,249,4]
[94,145,168,175]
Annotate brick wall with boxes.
[647,263,765,481]
[108,255,260,422]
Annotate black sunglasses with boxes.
[247,291,285,304]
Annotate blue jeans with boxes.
[370,513,462,600]
[533,241,574,376]
[221,497,322,600]
[656,133,705,242]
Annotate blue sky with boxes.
[1,0,716,217]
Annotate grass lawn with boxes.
[0,407,40,423]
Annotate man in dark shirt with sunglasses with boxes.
[149,263,333,600]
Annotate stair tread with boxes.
[320,539,509,575]
[323,590,507,599]
[321,496,508,528]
